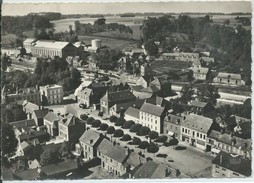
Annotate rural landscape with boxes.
[1,1,252,181]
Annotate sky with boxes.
[2,1,252,16]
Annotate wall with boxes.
[211,164,245,178]
[139,111,161,133]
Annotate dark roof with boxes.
[146,96,165,106]
[44,112,63,123]
[164,114,183,125]
[59,113,80,127]
[97,139,128,163]
[23,102,40,113]
[140,102,165,117]
[212,151,251,176]
[111,99,145,113]
[100,90,136,103]
[189,100,208,108]
[140,85,160,93]
[132,85,144,92]
[33,109,49,119]
[124,152,145,168]
[13,169,39,180]
[79,129,102,147]
[182,114,214,134]
[10,119,36,129]
[217,72,242,80]
[125,107,140,119]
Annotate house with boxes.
[131,85,154,99]
[44,112,63,137]
[200,57,214,67]
[207,130,252,159]
[140,63,152,77]
[2,85,41,105]
[79,129,104,160]
[190,67,209,81]
[23,38,36,53]
[146,95,169,108]
[163,114,183,140]
[100,90,136,115]
[140,85,160,96]
[118,56,129,72]
[58,113,85,143]
[23,101,40,119]
[28,159,40,169]
[124,107,140,124]
[180,114,220,151]
[88,57,98,70]
[16,141,32,156]
[10,119,37,141]
[213,72,245,86]
[136,75,152,88]
[109,99,145,117]
[32,109,49,126]
[211,151,251,177]
[40,84,63,105]
[149,77,172,97]
[31,40,78,59]
[159,52,199,62]
[139,102,166,134]
[189,100,214,115]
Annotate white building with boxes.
[40,84,63,105]
[23,38,36,53]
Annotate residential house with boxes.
[189,100,214,115]
[131,85,154,99]
[136,75,152,88]
[109,99,145,117]
[139,102,166,134]
[180,114,220,151]
[79,129,104,160]
[140,85,160,97]
[213,72,245,86]
[207,130,252,159]
[44,112,63,137]
[40,84,63,105]
[124,107,140,124]
[118,56,129,72]
[211,151,251,177]
[146,95,169,108]
[159,52,199,62]
[140,63,152,77]
[58,113,85,143]
[23,101,40,119]
[23,38,36,53]
[200,57,214,67]
[28,159,40,170]
[100,90,136,115]
[88,57,98,70]
[163,114,183,140]
[2,84,41,105]
[32,109,49,126]
[191,67,209,81]
[149,77,172,97]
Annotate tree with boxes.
[144,39,158,56]
[120,134,132,141]
[129,124,142,133]
[169,137,179,149]
[138,141,149,151]
[224,19,230,25]
[1,53,12,72]
[24,145,43,160]
[86,117,94,125]
[34,29,39,39]
[107,126,115,134]
[99,123,108,131]
[132,137,141,146]
[115,117,125,126]
[113,129,124,137]
[109,115,117,122]
[94,18,106,26]
[137,126,151,136]
[91,120,101,127]
[147,145,159,156]
[71,68,81,82]
[155,135,168,143]
[122,120,135,129]
[59,141,71,158]
[10,71,28,88]
[180,85,195,104]
[1,109,14,123]
[148,131,159,140]
[14,156,28,172]
[196,83,220,105]
[40,149,60,166]
[80,114,88,121]
[13,108,27,121]
[2,122,18,155]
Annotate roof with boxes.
[132,85,144,92]
[100,90,136,103]
[212,151,251,176]
[140,102,165,117]
[162,52,199,58]
[20,141,31,149]
[10,119,36,129]
[79,129,102,146]
[28,159,40,169]
[40,84,63,90]
[60,113,80,127]
[24,38,36,44]
[33,40,70,50]
[200,57,214,63]
[33,109,49,119]
[140,85,160,93]
[44,112,63,123]
[193,58,201,66]
[146,96,165,106]
[182,114,214,134]
[191,67,209,74]
[123,152,145,168]
[164,114,182,125]
[111,99,145,113]
[78,87,93,99]
[189,100,208,108]
[13,169,39,180]
[125,107,140,119]
[23,102,40,113]
[97,139,128,163]
[216,72,242,80]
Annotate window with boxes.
[193,131,195,136]
[171,125,173,129]
[200,134,202,138]
[233,172,239,176]
[203,135,206,140]
[215,165,220,169]
[222,168,226,171]
[197,133,199,137]
[185,129,187,133]
[175,126,177,130]
[155,120,157,124]
[182,128,184,132]
[155,127,157,131]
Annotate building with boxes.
[2,85,41,105]
[139,102,166,134]
[180,114,220,151]
[79,129,104,160]
[200,57,214,67]
[88,57,98,70]
[117,56,129,72]
[32,109,49,126]
[23,101,40,119]
[40,84,63,105]
[189,100,214,115]
[163,114,183,139]
[213,72,245,86]
[140,63,152,77]
[100,90,136,115]
[191,67,209,80]
[124,107,140,124]
[23,38,36,53]
[136,75,152,88]
[149,77,172,97]
[44,112,63,137]
[207,130,252,159]
[146,95,169,108]
[58,113,85,142]
[159,52,199,62]
[31,40,78,59]
[211,151,251,177]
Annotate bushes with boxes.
[98,111,103,117]
[99,123,108,131]
[80,114,88,121]
[138,141,150,150]
[91,120,101,127]
[148,131,159,140]
[137,126,151,136]
[147,145,159,155]
[107,126,115,134]
[115,117,126,126]
[109,115,117,122]
[86,117,94,125]
[113,129,124,137]
[122,120,135,129]
[132,137,141,146]
[155,135,168,143]
[120,134,132,141]
[129,124,142,133]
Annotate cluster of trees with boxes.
[1,103,27,123]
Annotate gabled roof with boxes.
[24,38,36,44]
[111,99,145,113]
[140,102,165,117]
[191,67,209,74]
[193,58,201,66]
[182,114,214,134]
[146,96,165,106]
[33,109,49,119]
[189,100,208,108]
[97,139,128,163]
[131,85,144,92]
[44,112,63,123]
[164,114,183,125]
[140,85,160,93]
[79,129,102,147]
[125,107,140,119]
[78,87,93,99]
[10,119,36,130]
[23,102,40,113]
[20,141,31,150]
[217,72,242,80]
[212,151,251,176]
[100,90,136,103]
[33,40,71,50]
[60,113,80,127]
[200,57,214,63]
[123,152,145,168]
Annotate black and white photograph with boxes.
[1,0,252,181]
